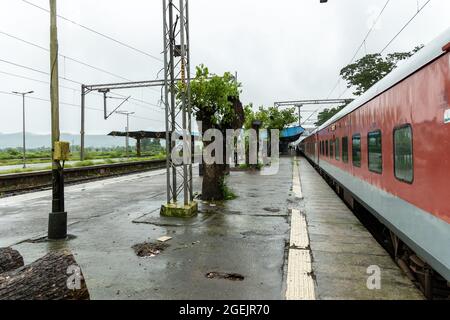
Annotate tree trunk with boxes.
[202,163,225,201]
[0,248,24,273]
[0,250,90,300]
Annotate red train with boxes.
[300,28,450,295]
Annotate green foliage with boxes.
[314,46,424,128]
[315,104,347,127]
[141,138,164,154]
[244,105,298,130]
[189,65,241,129]
[340,46,423,96]
[238,163,263,170]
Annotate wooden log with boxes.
[0,250,90,300]
[0,248,24,273]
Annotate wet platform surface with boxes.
[297,157,423,300]
[0,159,293,299]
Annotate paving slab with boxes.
[296,157,423,300]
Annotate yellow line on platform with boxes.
[286,157,315,300]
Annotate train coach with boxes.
[300,27,450,298]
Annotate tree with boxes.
[244,105,297,130]
[340,46,423,96]
[188,65,244,201]
[315,105,346,127]
[141,138,164,155]
[313,46,424,127]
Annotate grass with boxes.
[238,163,263,170]
[0,148,166,166]
[0,154,166,175]
[220,178,238,201]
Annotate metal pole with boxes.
[180,0,188,205]
[103,91,108,120]
[168,0,177,202]
[126,114,129,158]
[298,104,302,127]
[48,0,67,240]
[162,0,171,204]
[185,0,193,201]
[80,85,85,161]
[22,94,26,169]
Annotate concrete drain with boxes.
[132,242,169,257]
[205,272,244,281]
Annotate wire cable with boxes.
[0,90,163,123]
[326,0,391,99]
[380,0,432,54]
[0,61,162,110]
[21,0,163,63]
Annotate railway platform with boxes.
[294,156,423,299]
[0,156,426,299]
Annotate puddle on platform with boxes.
[263,207,280,213]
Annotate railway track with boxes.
[0,159,166,196]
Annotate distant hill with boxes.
[0,132,135,149]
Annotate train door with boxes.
[315,134,320,165]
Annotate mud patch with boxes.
[132,242,169,257]
[205,272,244,281]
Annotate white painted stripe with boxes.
[292,158,303,199]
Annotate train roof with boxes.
[311,27,450,135]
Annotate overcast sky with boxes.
[0,0,449,137]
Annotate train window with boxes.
[368,130,382,174]
[352,134,361,167]
[342,137,349,163]
[326,140,329,157]
[394,125,413,183]
[335,138,340,160]
[330,140,334,158]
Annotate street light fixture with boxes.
[116,110,135,158]
[12,90,34,168]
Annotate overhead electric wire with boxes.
[326,0,391,99]
[314,0,429,127]
[0,69,163,112]
[380,0,432,54]
[0,90,163,123]
[0,29,161,95]
[0,61,163,111]
[0,30,130,82]
[20,0,163,63]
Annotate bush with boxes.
[219,178,237,201]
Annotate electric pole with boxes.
[296,104,302,127]
[116,111,134,158]
[48,0,67,240]
[12,91,33,169]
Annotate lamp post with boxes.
[12,91,34,169]
[116,111,135,158]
